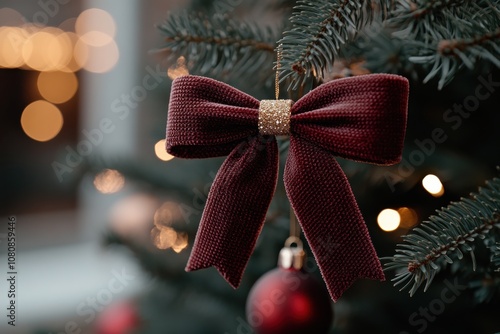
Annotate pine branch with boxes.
[410,26,500,88]
[158,12,278,83]
[384,175,500,296]
[279,0,392,89]
[386,0,500,88]
[388,0,473,39]
[491,242,500,271]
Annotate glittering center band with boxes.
[258,99,293,136]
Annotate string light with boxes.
[422,174,444,197]
[0,27,28,68]
[153,201,181,227]
[377,208,400,232]
[76,38,119,73]
[154,139,174,161]
[21,100,64,142]
[62,32,85,72]
[397,207,419,229]
[151,226,177,250]
[172,232,188,253]
[37,71,78,104]
[151,201,188,252]
[167,56,189,80]
[109,194,159,238]
[75,8,116,47]
[93,169,125,194]
[0,8,24,27]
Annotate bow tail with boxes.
[186,135,279,288]
[284,138,385,301]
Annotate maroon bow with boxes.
[166,74,409,301]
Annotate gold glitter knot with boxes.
[258,99,293,136]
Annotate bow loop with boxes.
[291,74,408,164]
[167,76,260,159]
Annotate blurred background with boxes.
[0,1,184,333]
[0,0,499,334]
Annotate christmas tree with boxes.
[94,0,500,333]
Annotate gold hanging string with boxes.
[275,44,282,100]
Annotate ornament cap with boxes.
[278,236,306,270]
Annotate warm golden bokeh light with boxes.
[422,174,444,197]
[397,207,419,229]
[22,30,55,70]
[80,31,114,47]
[76,8,116,46]
[58,17,77,32]
[151,226,189,252]
[0,8,24,27]
[0,27,28,68]
[172,232,189,253]
[0,23,103,72]
[109,194,159,238]
[61,32,85,72]
[154,201,181,228]
[154,139,175,162]
[21,100,64,142]
[93,169,125,194]
[151,200,189,252]
[75,39,119,73]
[22,28,73,71]
[49,31,73,70]
[167,56,189,80]
[38,71,78,104]
[151,226,178,250]
[377,208,401,232]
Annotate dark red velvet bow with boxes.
[166,74,409,301]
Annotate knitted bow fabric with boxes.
[166,74,409,301]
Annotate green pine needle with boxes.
[384,175,500,296]
[388,0,500,89]
[278,0,392,89]
[157,11,278,83]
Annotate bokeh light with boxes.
[21,100,63,142]
[153,201,181,228]
[422,174,444,197]
[397,207,419,229]
[22,28,72,71]
[80,30,114,48]
[64,32,86,72]
[109,194,159,239]
[152,201,189,252]
[37,71,78,104]
[172,232,188,253]
[167,56,189,80]
[377,208,401,232]
[0,27,29,68]
[58,17,77,32]
[75,39,119,73]
[22,30,56,70]
[0,8,25,26]
[151,226,178,250]
[93,169,125,194]
[49,31,73,70]
[154,139,174,162]
[151,226,189,253]
[76,8,116,47]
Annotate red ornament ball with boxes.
[246,267,333,334]
[96,300,140,334]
